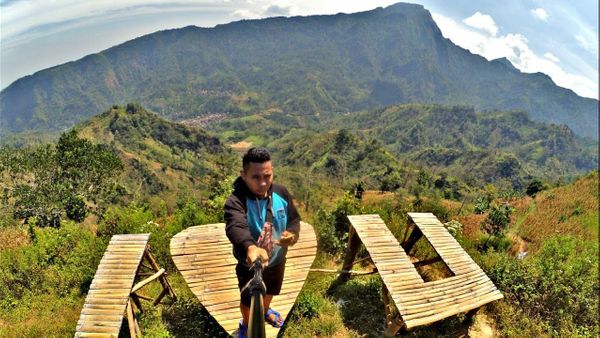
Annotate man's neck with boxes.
[254,192,268,199]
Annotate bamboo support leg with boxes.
[339,226,362,282]
[466,307,479,325]
[126,299,137,338]
[383,317,404,337]
[382,283,392,324]
[134,316,142,337]
[133,293,154,302]
[153,288,168,306]
[402,226,423,254]
[144,250,177,299]
[131,293,144,313]
[382,281,405,337]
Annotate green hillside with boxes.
[76,103,235,203]
[328,104,597,187]
[209,104,597,191]
[1,3,597,139]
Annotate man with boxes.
[225,147,300,337]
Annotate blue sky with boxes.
[1,0,597,98]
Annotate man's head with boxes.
[241,147,273,197]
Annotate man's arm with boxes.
[224,194,256,261]
[277,186,300,247]
[284,186,301,236]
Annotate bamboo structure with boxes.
[75,234,176,337]
[342,214,503,336]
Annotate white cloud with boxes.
[544,52,560,63]
[531,8,549,21]
[575,34,597,53]
[433,13,598,99]
[232,8,262,19]
[463,12,498,36]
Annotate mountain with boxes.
[1,2,598,139]
[75,103,234,198]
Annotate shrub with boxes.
[443,220,463,238]
[296,291,328,319]
[1,131,123,227]
[474,195,491,214]
[526,179,546,197]
[0,222,106,308]
[96,202,154,237]
[481,203,511,237]
[314,193,362,255]
[411,196,450,222]
[482,235,599,336]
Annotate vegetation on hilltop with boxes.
[0,130,123,227]
[210,104,597,191]
[76,103,236,207]
[328,104,597,187]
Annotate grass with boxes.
[0,293,84,337]
[512,171,598,250]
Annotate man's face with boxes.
[241,161,273,197]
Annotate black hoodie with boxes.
[224,177,300,265]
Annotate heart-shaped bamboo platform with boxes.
[170,222,317,337]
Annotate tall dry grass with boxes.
[514,171,598,250]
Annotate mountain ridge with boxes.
[1,2,597,139]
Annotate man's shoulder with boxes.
[271,182,290,197]
[225,189,247,206]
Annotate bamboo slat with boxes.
[170,222,317,337]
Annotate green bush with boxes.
[96,202,155,237]
[482,235,599,336]
[443,220,463,238]
[526,179,546,197]
[411,195,450,222]
[474,195,491,214]
[314,193,362,255]
[481,203,512,237]
[0,222,106,308]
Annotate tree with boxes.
[481,203,512,246]
[526,179,546,197]
[0,130,123,227]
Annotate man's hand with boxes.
[246,245,269,267]
[275,231,298,248]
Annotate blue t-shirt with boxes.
[245,191,289,266]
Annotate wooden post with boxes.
[466,307,479,325]
[383,317,404,337]
[382,283,405,337]
[132,293,154,302]
[402,226,423,255]
[401,221,413,245]
[131,268,166,293]
[130,293,144,313]
[382,283,392,325]
[126,299,137,338]
[339,226,362,282]
[413,256,443,268]
[133,314,142,337]
[143,250,177,300]
[153,288,169,306]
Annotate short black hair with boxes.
[242,147,271,171]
